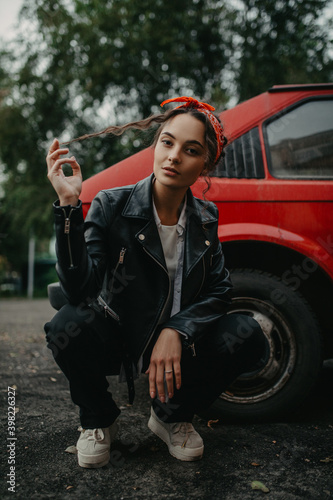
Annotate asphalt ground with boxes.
[0,298,332,500]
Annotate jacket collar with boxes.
[122,174,218,277]
[122,174,217,226]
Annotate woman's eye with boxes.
[187,148,199,155]
[162,139,172,146]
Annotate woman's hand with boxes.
[146,328,182,403]
[46,138,82,206]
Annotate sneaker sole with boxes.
[78,454,110,468]
[148,415,204,462]
[77,422,118,469]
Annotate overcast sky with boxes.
[0,0,23,40]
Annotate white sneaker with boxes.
[148,407,204,461]
[76,421,118,468]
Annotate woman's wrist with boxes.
[59,196,79,207]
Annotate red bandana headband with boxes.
[160,96,224,163]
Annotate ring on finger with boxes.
[164,370,173,373]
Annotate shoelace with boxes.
[78,426,105,442]
[172,422,194,448]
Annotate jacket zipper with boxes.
[97,247,126,321]
[141,247,172,359]
[62,208,74,268]
[184,256,206,357]
[109,247,126,296]
[140,248,197,357]
[97,295,120,322]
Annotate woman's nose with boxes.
[168,147,181,164]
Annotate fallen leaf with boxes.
[207,419,219,429]
[272,440,277,444]
[251,462,260,467]
[320,457,333,463]
[66,486,74,490]
[251,481,270,493]
[305,459,310,463]
[50,377,57,382]
[65,445,77,454]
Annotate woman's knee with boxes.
[44,303,97,357]
[203,313,265,356]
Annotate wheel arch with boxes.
[221,238,333,357]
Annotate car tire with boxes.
[207,268,323,422]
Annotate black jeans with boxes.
[44,304,266,428]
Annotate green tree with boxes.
[231,0,333,101]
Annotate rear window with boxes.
[265,99,333,179]
[212,127,264,179]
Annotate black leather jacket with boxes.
[53,174,232,364]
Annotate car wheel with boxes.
[208,268,322,422]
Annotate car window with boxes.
[265,99,333,179]
[212,127,265,179]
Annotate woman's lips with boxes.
[162,166,180,176]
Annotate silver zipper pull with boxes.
[119,247,126,264]
[64,218,70,234]
[190,343,196,357]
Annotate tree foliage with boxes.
[0,0,332,273]
[231,0,333,101]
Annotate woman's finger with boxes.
[48,148,69,159]
[70,158,82,177]
[173,360,182,391]
[164,367,174,399]
[46,139,59,158]
[49,156,80,174]
[148,363,156,399]
[155,364,166,403]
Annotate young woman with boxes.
[45,96,265,468]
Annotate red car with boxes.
[51,83,333,421]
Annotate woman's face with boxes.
[153,113,207,192]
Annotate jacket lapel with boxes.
[183,190,218,279]
[122,174,166,269]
